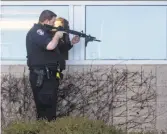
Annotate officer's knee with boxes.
[38,93,54,106]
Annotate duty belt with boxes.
[32,66,63,87]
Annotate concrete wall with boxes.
[1,64,167,132]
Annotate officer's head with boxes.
[38,10,57,26]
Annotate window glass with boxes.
[86,6,167,60]
[1,6,69,60]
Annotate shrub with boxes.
[3,116,125,134]
[3,116,158,134]
[2,67,159,133]
[1,68,157,131]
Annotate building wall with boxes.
[1,64,167,132]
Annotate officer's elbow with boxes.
[46,45,55,50]
[46,41,58,50]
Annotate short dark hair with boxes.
[38,10,57,22]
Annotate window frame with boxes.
[1,1,167,65]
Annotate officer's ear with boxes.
[46,20,50,25]
[43,19,49,25]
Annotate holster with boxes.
[33,69,45,87]
[56,71,63,80]
[55,62,63,80]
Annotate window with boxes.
[85,6,167,60]
[1,6,69,61]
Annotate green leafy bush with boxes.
[3,116,158,134]
[3,116,124,134]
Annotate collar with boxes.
[34,23,50,32]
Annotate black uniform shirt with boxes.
[58,34,73,60]
[26,23,65,70]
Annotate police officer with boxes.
[26,10,80,121]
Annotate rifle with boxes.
[44,24,101,47]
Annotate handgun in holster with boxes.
[34,69,45,87]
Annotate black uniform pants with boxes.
[29,71,59,122]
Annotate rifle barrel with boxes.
[44,24,101,42]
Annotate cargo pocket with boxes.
[38,92,53,107]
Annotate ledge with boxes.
[1,59,167,66]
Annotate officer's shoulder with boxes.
[29,24,39,33]
[27,25,36,35]
[28,24,45,36]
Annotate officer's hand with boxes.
[55,31,66,39]
[71,35,80,45]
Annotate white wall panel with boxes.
[71,5,85,60]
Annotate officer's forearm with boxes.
[46,35,60,50]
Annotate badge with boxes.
[37,29,44,36]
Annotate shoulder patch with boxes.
[37,29,44,36]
